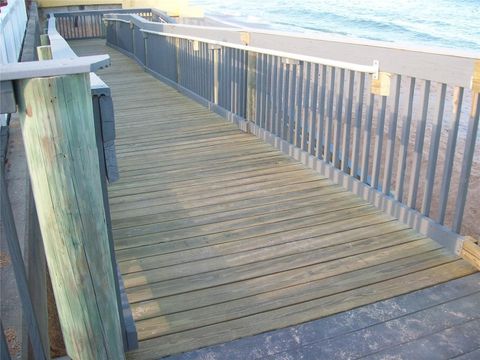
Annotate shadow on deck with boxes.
[69,39,477,359]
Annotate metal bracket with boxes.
[129,21,134,30]
[0,55,110,81]
[240,31,250,46]
[372,60,380,80]
[471,60,480,94]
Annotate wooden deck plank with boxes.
[127,261,475,359]
[68,39,478,360]
[134,247,452,339]
[165,274,480,360]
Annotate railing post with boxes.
[175,37,181,83]
[13,68,125,359]
[130,21,136,59]
[40,34,50,46]
[452,91,479,233]
[143,31,149,68]
[210,44,221,104]
[246,51,257,125]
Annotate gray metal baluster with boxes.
[360,92,375,183]
[295,62,305,147]
[316,65,327,159]
[254,54,261,125]
[422,83,447,215]
[341,70,355,172]
[0,167,47,360]
[309,64,320,155]
[241,50,247,117]
[270,56,279,133]
[371,95,387,188]
[382,74,402,195]
[333,68,345,168]
[229,49,234,112]
[452,92,479,232]
[1,322,11,360]
[281,62,290,139]
[288,64,297,143]
[395,77,416,202]
[276,58,284,136]
[260,54,267,129]
[324,67,336,163]
[301,62,312,151]
[265,55,273,131]
[407,80,431,209]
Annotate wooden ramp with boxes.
[70,39,477,360]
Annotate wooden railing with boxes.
[104,13,479,254]
[0,0,28,127]
[0,5,136,359]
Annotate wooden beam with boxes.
[371,72,391,96]
[15,72,125,360]
[461,236,480,270]
[472,60,480,94]
[40,34,50,46]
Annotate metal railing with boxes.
[54,8,152,39]
[105,14,479,253]
[51,7,171,40]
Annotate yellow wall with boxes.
[124,0,203,17]
[37,0,204,17]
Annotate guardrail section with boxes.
[104,13,480,253]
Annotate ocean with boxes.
[190,0,480,52]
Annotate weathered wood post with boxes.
[8,57,125,359]
[36,45,52,60]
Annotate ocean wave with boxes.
[192,0,480,51]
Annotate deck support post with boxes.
[246,51,258,125]
[14,70,125,360]
[40,34,50,46]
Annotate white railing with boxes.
[0,0,27,126]
[0,0,27,64]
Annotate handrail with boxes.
[139,28,379,75]
[105,12,479,88]
[47,15,111,93]
[104,14,479,253]
[49,7,172,40]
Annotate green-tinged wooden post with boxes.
[40,34,50,46]
[246,51,258,124]
[15,72,125,360]
[37,45,52,60]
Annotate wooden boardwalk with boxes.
[70,39,477,359]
